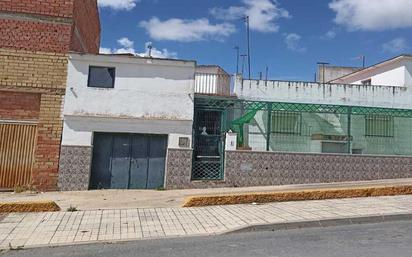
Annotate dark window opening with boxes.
[361,79,372,86]
[88,66,116,88]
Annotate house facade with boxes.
[0,0,100,190]
[58,53,412,191]
[58,53,196,190]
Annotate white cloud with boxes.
[329,0,412,31]
[98,0,140,11]
[99,38,177,59]
[284,33,306,52]
[382,38,408,53]
[117,37,134,48]
[324,29,337,39]
[139,17,235,42]
[210,0,290,33]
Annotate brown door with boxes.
[0,122,37,189]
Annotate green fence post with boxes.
[266,103,272,151]
[347,106,352,154]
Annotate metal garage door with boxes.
[90,133,167,190]
[0,122,37,189]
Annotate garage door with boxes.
[90,133,167,190]
[0,122,37,189]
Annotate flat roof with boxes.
[69,51,197,66]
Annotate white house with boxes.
[58,53,196,191]
[330,54,412,87]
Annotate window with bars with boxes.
[365,115,394,137]
[271,111,301,134]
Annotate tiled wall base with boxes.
[59,147,412,190]
[165,149,412,189]
[224,151,412,187]
[58,145,92,191]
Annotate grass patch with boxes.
[13,184,38,194]
[183,185,412,207]
[66,205,78,212]
[0,201,60,213]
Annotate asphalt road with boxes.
[1,220,412,257]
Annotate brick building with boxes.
[0,0,100,190]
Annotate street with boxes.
[1,220,412,257]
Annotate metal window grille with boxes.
[271,111,301,134]
[365,115,394,137]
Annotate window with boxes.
[271,111,301,134]
[88,66,115,88]
[365,115,394,137]
[361,79,371,85]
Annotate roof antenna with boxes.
[147,42,153,58]
[240,54,247,78]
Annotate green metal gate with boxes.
[192,110,225,180]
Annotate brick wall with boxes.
[0,19,72,53]
[0,0,74,18]
[71,0,100,53]
[0,0,99,190]
[32,93,64,190]
[0,91,40,120]
[0,0,100,54]
[0,49,67,190]
[0,49,68,89]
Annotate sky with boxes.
[97,0,412,81]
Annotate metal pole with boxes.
[244,16,251,80]
[240,54,247,77]
[265,66,268,86]
[362,55,366,68]
[234,46,240,74]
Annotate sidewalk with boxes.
[1,195,412,250]
[1,178,412,210]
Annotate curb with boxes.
[183,185,412,207]
[0,201,60,213]
[224,213,412,234]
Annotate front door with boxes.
[90,133,167,189]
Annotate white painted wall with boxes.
[405,61,412,87]
[333,58,412,87]
[195,66,231,96]
[234,75,412,110]
[65,54,195,120]
[351,65,405,86]
[62,53,196,148]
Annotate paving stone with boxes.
[1,195,412,249]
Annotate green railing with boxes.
[194,95,412,156]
